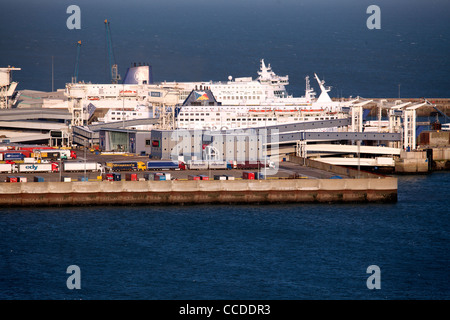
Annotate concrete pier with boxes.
[0,178,397,207]
[395,150,429,174]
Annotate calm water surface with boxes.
[0,173,448,300]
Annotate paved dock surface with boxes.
[0,152,349,182]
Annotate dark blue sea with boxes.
[0,173,449,300]
[0,0,449,301]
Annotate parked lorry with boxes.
[63,161,103,172]
[17,163,59,173]
[186,160,228,170]
[230,160,275,170]
[186,160,209,170]
[146,160,181,170]
[0,163,16,173]
[32,149,77,160]
[106,161,146,172]
[0,151,30,161]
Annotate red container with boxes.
[103,173,114,181]
[6,176,17,183]
[242,171,255,180]
[199,175,209,181]
[126,173,138,181]
[188,175,201,181]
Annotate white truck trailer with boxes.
[63,161,103,172]
[0,163,16,173]
[17,163,59,173]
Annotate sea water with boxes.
[0,173,448,300]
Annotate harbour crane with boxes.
[72,40,81,83]
[104,19,121,84]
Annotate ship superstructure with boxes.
[175,88,348,132]
[164,59,318,106]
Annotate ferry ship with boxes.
[174,87,348,131]
[173,60,350,131]
[63,59,351,130]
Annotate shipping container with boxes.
[255,172,265,180]
[113,173,121,181]
[144,173,154,181]
[242,171,255,180]
[6,176,17,183]
[188,175,201,180]
[79,176,89,182]
[34,176,45,182]
[61,177,72,182]
[102,173,114,181]
[125,173,138,181]
[154,174,166,181]
[214,175,227,180]
[17,176,27,182]
[199,175,209,181]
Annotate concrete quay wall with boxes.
[0,178,397,207]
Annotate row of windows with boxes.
[111,111,140,116]
[219,96,261,100]
[179,113,218,116]
[178,117,338,122]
